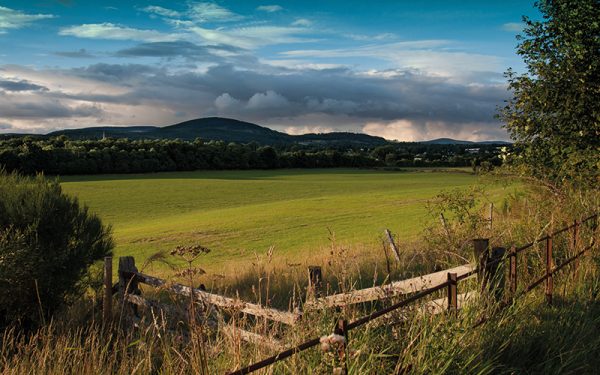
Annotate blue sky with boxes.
[0,1,539,141]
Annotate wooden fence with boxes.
[103,213,598,374]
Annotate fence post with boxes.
[384,229,401,262]
[447,273,458,313]
[545,235,553,305]
[307,266,323,300]
[118,256,139,319]
[473,238,489,287]
[488,203,493,230]
[439,213,450,238]
[489,247,506,301]
[573,220,580,273]
[334,318,349,375]
[103,256,112,325]
[509,245,517,298]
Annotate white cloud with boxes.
[0,6,55,34]
[291,18,312,27]
[261,59,346,70]
[282,40,502,82]
[363,120,424,141]
[257,5,283,13]
[143,5,181,18]
[188,2,242,22]
[501,22,524,32]
[214,93,240,110]
[188,25,316,49]
[283,125,334,135]
[59,23,179,42]
[363,119,506,142]
[348,33,395,41]
[246,90,289,110]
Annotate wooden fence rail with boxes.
[304,264,475,309]
[120,269,301,326]
[101,213,598,374]
[226,213,598,375]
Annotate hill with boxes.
[33,117,511,146]
[47,117,388,147]
[422,138,511,145]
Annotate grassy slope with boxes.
[60,168,509,273]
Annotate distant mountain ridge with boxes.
[41,117,510,146]
[422,138,511,145]
[47,117,391,146]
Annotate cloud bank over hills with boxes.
[0,1,536,141]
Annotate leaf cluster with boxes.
[499,0,599,186]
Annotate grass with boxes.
[60,168,513,275]
[2,173,598,374]
[1,215,598,374]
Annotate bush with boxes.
[0,170,113,328]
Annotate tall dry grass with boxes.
[1,181,599,374]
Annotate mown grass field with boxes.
[60,168,512,274]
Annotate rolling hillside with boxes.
[47,117,390,147]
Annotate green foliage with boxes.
[0,171,113,328]
[499,0,600,186]
[0,136,505,175]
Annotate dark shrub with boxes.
[0,170,113,328]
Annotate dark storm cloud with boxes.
[54,48,95,58]
[70,63,160,82]
[51,62,508,125]
[3,61,509,140]
[0,100,102,119]
[0,79,48,92]
[115,41,243,60]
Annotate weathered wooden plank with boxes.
[419,291,477,315]
[221,325,284,351]
[385,229,401,262]
[130,272,301,326]
[367,291,477,329]
[305,264,475,308]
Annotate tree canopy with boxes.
[0,171,113,328]
[499,0,599,186]
[0,136,504,175]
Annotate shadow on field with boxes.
[58,168,464,183]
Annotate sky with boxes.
[0,0,540,141]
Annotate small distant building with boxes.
[466,148,480,154]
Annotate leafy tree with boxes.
[0,171,113,328]
[499,0,599,186]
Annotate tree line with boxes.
[0,135,504,175]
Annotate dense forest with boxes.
[0,135,504,175]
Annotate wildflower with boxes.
[170,244,211,258]
[319,333,346,352]
[174,267,206,278]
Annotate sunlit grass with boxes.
[60,168,513,275]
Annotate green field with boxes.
[60,169,509,273]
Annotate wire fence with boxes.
[226,213,598,375]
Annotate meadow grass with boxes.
[1,199,598,374]
[60,168,514,276]
[1,174,598,374]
